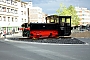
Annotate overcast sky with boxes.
[22,0,90,15]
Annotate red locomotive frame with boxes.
[19,15,72,39]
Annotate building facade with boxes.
[0,0,28,33]
[75,7,90,26]
[0,0,47,34]
[26,1,45,23]
[42,12,48,23]
[20,2,28,24]
[28,7,43,23]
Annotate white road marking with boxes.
[4,39,89,46]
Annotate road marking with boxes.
[4,39,89,46]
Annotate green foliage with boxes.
[56,4,80,26]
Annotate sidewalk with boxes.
[6,33,23,38]
[70,31,90,38]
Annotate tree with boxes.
[56,4,80,26]
[67,5,79,26]
[56,3,68,16]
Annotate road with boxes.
[0,38,90,60]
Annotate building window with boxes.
[11,1,14,5]
[11,9,14,13]
[21,3,23,7]
[15,10,17,14]
[7,0,11,4]
[0,6,2,12]
[2,7,6,12]
[25,19,26,22]
[82,22,85,24]
[7,8,10,13]
[82,18,84,20]
[22,18,23,22]
[8,17,10,22]
[11,9,13,13]
[0,16,2,21]
[21,11,23,15]
[24,11,26,15]
[12,17,14,22]
[15,18,17,22]
[2,0,6,2]
[3,16,6,21]
[82,14,86,16]
[24,4,26,8]
[14,2,17,6]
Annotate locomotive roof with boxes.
[47,15,71,18]
[30,23,57,24]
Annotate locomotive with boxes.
[19,15,72,39]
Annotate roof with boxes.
[47,15,71,18]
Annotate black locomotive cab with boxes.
[21,23,30,37]
[46,15,72,36]
[20,15,72,38]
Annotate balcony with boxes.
[0,1,18,8]
[0,11,7,15]
[10,22,21,26]
[0,10,18,16]
[13,13,18,17]
[82,16,89,19]
[0,21,8,27]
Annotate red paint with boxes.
[19,27,30,31]
[30,30,58,39]
[19,28,24,30]
[19,27,58,39]
[25,28,30,30]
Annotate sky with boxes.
[22,0,90,15]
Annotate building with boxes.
[28,7,43,23]
[0,0,20,33]
[42,12,48,23]
[26,1,45,23]
[20,1,28,24]
[0,0,47,34]
[0,0,28,34]
[75,7,90,26]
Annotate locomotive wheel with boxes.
[48,33,52,38]
[56,36,59,38]
[32,37,37,40]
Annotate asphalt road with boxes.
[0,38,90,60]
